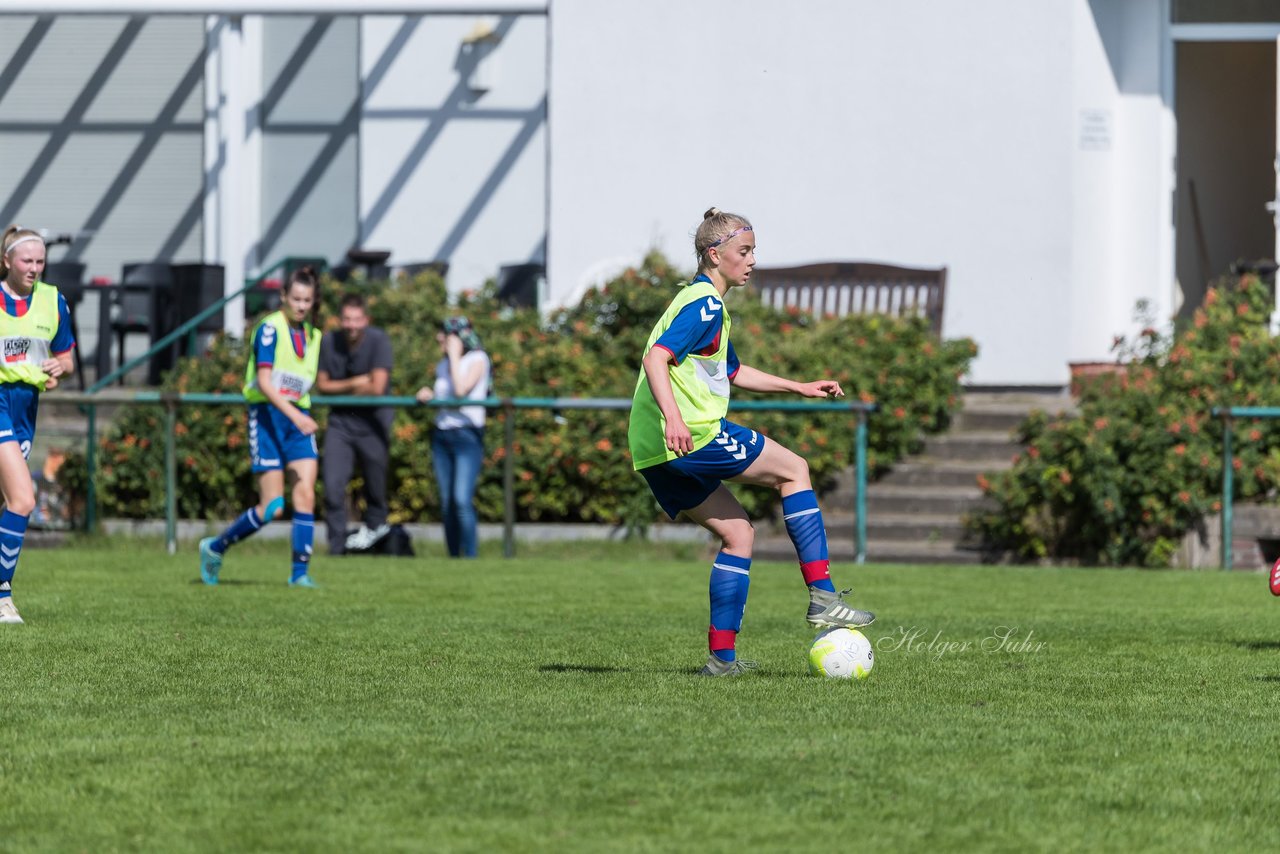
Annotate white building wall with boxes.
[358,14,547,290]
[547,0,1172,387]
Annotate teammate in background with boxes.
[0,226,76,624]
[199,267,322,588]
[415,317,491,558]
[316,293,394,555]
[628,207,875,676]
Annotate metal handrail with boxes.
[44,392,877,561]
[85,256,326,394]
[1210,406,1280,569]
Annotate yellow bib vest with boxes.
[243,311,321,409]
[0,281,61,389]
[628,280,732,470]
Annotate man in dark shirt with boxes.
[317,293,394,555]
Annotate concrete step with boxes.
[866,484,993,515]
[951,408,1033,433]
[961,391,1074,410]
[753,536,986,565]
[922,431,1024,460]
[866,459,1009,490]
[824,512,970,542]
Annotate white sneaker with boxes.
[345,523,391,552]
[0,597,24,624]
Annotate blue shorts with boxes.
[639,419,766,519]
[249,403,317,472]
[0,382,39,460]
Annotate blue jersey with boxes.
[0,288,75,355]
[253,320,310,370]
[651,275,740,378]
[0,286,75,458]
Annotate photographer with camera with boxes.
[415,317,490,559]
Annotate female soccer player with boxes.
[199,267,322,588]
[628,207,875,676]
[0,226,76,624]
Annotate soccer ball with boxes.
[808,628,874,679]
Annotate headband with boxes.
[707,225,753,250]
[4,234,43,255]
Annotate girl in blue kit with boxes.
[628,207,875,676]
[0,226,76,624]
[200,267,322,588]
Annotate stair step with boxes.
[868,460,1009,489]
[952,409,1033,432]
[824,513,970,541]
[864,484,992,515]
[754,537,986,565]
[923,431,1024,460]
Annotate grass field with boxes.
[4,537,1279,852]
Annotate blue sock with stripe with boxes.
[783,490,836,592]
[0,510,28,598]
[291,512,314,582]
[213,506,264,555]
[708,551,751,662]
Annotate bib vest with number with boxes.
[243,312,321,409]
[628,280,732,470]
[0,281,60,389]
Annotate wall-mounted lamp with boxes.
[460,18,501,96]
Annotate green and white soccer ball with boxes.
[808,628,874,679]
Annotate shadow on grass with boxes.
[540,663,630,674]
[187,578,265,586]
[1253,675,1280,683]
[1235,640,1280,651]
[539,662,807,679]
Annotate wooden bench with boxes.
[750,262,947,335]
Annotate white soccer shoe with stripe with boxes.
[807,587,875,629]
[0,597,24,624]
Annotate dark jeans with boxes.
[323,420,390,554]
[430,426,484,558]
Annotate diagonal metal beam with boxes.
[255,98,360,262]
[0,15,54,105]
[156,184,205,260]
[0,16,145,227]
[432,95,545,261]
[64,46,206,262]
[255,16,332,131]
[361,15,419,100]
[358,15,523,244]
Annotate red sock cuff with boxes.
[708,626,737,652]
[801,559,831,585]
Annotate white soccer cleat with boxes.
[345,523,391,552]
[0,597,24,624]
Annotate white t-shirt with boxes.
[434,350,491,430]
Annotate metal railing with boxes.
[1212,406,1280,569]
[45,392,877,560]
[86,255,326,394]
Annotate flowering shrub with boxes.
[81,254,976,527]
[969,272,1280,567]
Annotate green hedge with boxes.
[969,271,1280,567]
[80,253,976,527]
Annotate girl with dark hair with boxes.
[200,267,322,587]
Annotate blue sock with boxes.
[214,506,264,555]
[708,551,751,662]
[783,490,836,592]
[0,510,29,599]
[291,512,314,582]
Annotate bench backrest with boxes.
[751,262,947,335]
